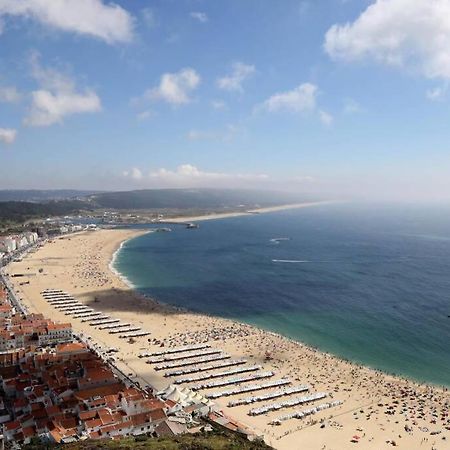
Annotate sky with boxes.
[1,0,450,201]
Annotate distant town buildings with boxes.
[0,225,96,265]
[0,232,38,255]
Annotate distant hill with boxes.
[0,200,93,227]
[0,190,102,202]
[0,188,319,227]
[88,188,313,210]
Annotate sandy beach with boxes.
[169,201,334,222]
[6,225,449,450]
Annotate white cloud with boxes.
[324,0,450,80]
[0,127,16,144]
[142,7,157,29]
[136,110,154,121]
[146,68,200,105]
[123,164,268,187]
[0,0,134,44]
[0,86,21,103]
[426,85,447,101]
[190,12,208,23]
[319,110,334,126]
[259,83,318,113]
[343,98,363,114]
[217,62,255,92]
[186,130,216,141]
[122,167,143,180]
[186,124,238,142]
[25,54,101,127]
[211,99,227,110]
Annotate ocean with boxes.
[113,203,450,387]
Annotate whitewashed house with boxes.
[0,237,17,253]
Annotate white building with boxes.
[38,323,73,346]
[0,237,17,253]
[24,232,38,245]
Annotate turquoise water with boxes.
[114,203,450,387]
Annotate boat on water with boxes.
[270,237,290,243]
[186,223,199,229]
[155,227,172,232]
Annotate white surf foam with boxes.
[272,259,309,263]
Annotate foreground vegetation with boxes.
[24,429,273,450]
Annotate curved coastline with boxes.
[109,234,140,291]
[110,228,448,390]
[9,227,450,449]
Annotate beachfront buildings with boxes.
[0,342,173,445]
[0,280,190,447]
[0,232,38,254]
[0,236,17,254]
[0,313,73,352]
[0,282,73,352]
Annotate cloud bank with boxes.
[0,86,22,103]
[259,83,318,113]
[123,164,269,188]
[146,68,201,105]
[0,0,134,44]
[0,127,17,144]
[325,0,450,80]
[25,54,101,127]
[217,62,255,92]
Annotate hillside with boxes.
[88,188,312,210]
[0,200,93,228]
[0,188,318,228]
[23,430,273,450]
[0,190,101,202]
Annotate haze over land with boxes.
[0,0,450,201]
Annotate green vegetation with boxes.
[0,188,318,228]
[0,200,92,228]
[24,430,272,450]
[0,190,100,202]
[89,188,310,210]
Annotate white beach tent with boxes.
[159,385,213,407]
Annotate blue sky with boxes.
[0,0,450,200]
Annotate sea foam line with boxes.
[272,259,309,263]
[109,237,138,290]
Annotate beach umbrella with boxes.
[352,435,360,440]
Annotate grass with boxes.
[24,429,273,450]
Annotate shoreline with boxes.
[7,225,450,449]
[169,201,334,223]
[113,209,446,390]
[112,231,443,389]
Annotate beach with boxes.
[6,225,450,450]
[168,201,334,223]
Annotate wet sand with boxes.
[7,228,449,450]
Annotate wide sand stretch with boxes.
[7,211,449,449]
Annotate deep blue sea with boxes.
[113,203,450,387]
